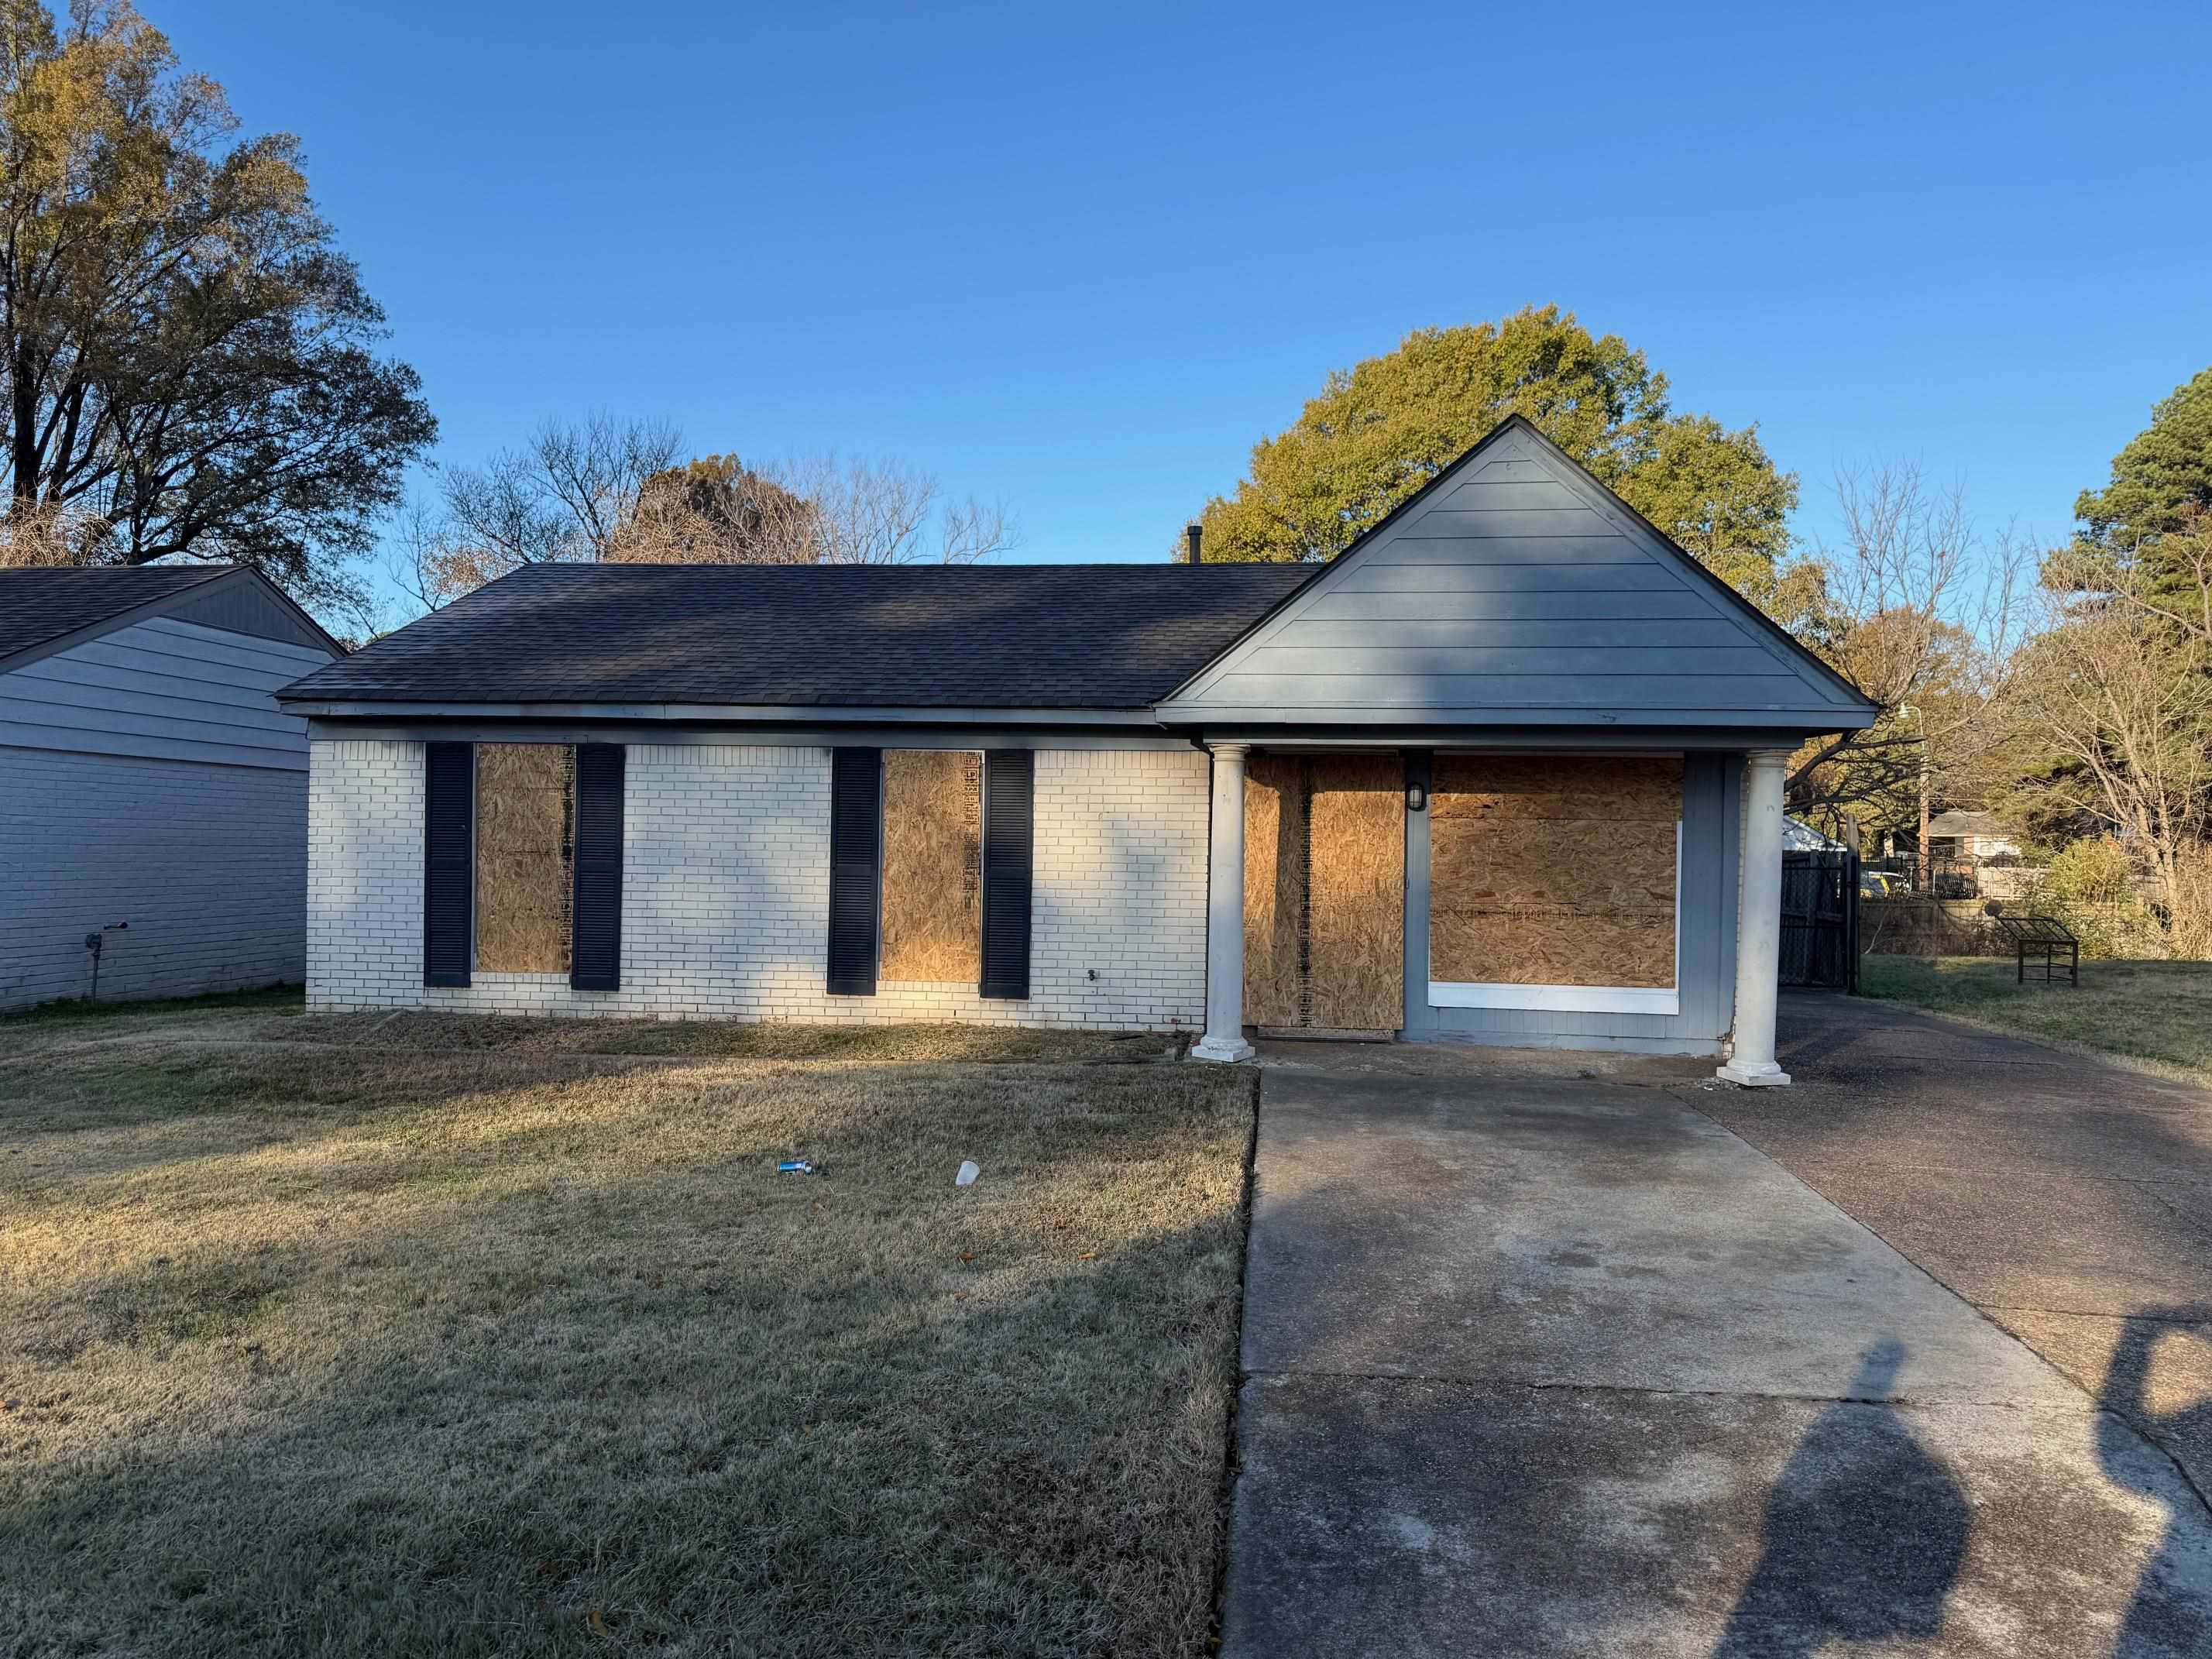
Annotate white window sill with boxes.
[1427,982,1680,1015]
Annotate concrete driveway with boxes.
[1221,1025,2212,1658]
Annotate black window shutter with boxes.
[571,744,625,991]
[981,750,1034,1000]
[422,742,474,987]
[826,747,881,996]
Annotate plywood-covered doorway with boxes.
[1244,754,1405,1032]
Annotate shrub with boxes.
[2023,838,2167,958]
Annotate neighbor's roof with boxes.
[1782,816,1844,852]
[1926,810,2009,836]
[0,565,234,665]
[279,562,1317,709]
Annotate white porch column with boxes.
[1193,742,1256,1063]
[1719,747,1792,1087]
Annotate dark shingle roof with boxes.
[0,565,234,665]
[280,562,1317,709]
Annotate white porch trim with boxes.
[1428,983,1680,1015]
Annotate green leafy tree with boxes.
[2076,366,2212,541]
[2066,366,2212,604]
[0,0,434,618]
[1194,305,1810,617]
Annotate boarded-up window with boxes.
[1244,754,1404,1030]
[475,744,575,973]
[1429,756,1680,988]
[881,749,981,982]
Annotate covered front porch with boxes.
[1189,740,1795,1084]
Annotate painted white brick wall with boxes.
[307,740,1211,1030]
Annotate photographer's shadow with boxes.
[2098,1306,2212,1657]
[1713,1341,1969,1658]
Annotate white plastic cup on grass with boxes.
[955,1161,980,1187]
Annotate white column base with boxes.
[1716,1060,1791,1087]
[1191,1034,1256,1064]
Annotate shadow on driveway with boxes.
[1714,1341,1968,1658]
[1222,1036,2212,1658]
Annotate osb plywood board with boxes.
[1430,819,1678,914]
[1243,755,1304,1028]
[881,749,981,983]
[476,743,574,974]
[1245,754,1403,1029]
[1431,756,1680,988]
[1434,911,1676,988]
[1431,755,1680,823]
[1307,756,1405,1029]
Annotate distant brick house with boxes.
[277,419,1875,1084]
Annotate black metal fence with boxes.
[1781,850,1859,991]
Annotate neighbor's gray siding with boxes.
[0,747,310,1007]
[1162,426,1870,730]
[0,614,331,769]
[0,614,332,1009]
[163,575,332,654]
[1402,752,1741,1054]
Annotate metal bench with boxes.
[1991,912,2080,987]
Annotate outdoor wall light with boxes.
[1406,782,1427,812]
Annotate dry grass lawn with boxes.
[0,1002,1253,1658]
[1859,955,2212,1081]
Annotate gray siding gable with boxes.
[164,572,339,655]
[0,614,335,770]
[1158,417,1878,732]
[0,565,340,678]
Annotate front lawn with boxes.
[1858,954,2212,1079]
[0,981,304,1027]
[0,1008,1253,1658]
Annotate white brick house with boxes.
[310,740,1209,1029]
[280,420,1875,1080]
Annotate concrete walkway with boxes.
[1221,1039,2212,1658]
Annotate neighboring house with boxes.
[0,566,343,1010]
[278,417,1876,1084]
[1925,809,2020,860]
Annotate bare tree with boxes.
[2017,516,2212,949]
[766,454,1017,565]
[1785,462,2025,842]
[404,414,682,605]
[397,422,1019,611]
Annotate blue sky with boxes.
[172,2,2210,608]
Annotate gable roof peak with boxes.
[1158,414,1877,729]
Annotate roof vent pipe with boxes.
[1186,523,1203,564]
